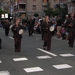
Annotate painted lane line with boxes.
[53,64,73,69]
[59,53,75,57]
[24,67,43,73]
[0,60,2,63]
[37,48,57,57]
[13,57,28,62]
[0,71,10,75]
[36,55,51,59]
[9,36,14,40]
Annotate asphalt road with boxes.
[0,27,75,75]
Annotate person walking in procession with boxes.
[11,18,23,52]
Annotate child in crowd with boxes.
[60,27,66,40]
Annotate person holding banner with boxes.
[11,18,24,52]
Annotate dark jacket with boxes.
[43,21,52,36]
[11,24,23,38]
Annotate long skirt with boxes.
[68,32,75,47]
[14,37,21,52]
[43,34,52,50]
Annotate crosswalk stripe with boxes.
[0,71,10,75]
[59,53,75,57]
[24,67,43,73]
[9,36,14,40]
[13,57,28,62]
[37,48,57,57]
[0,60,2,63]
[52,64,73,69]
[36,55,51,59]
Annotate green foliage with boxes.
[43,2,68,17]
[0,9,9,14]
[53,9,60,16]
[53,7,68,18]
[53,4,68,17]
[34,13,39,17]
[43,2,53,17]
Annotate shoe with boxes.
[15,50,18,52]
[43,46,47,50]
[69,44,74,47]
[18,51,20,52]
[0,44,1,49]
[43,47,46,50]
[47,49,50,51]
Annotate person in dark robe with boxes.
[4,20,10,36]
[1,20,5,29]
[68,13,75,47]
[27,17,35,36]
[43,16,52,51]
[11,18,23,52]
[0,38,2,49]
[40,17,45,40]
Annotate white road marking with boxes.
[13,57,28,62]
[9,36,14,40]
[36,55,51,59]
[53,64,73,69]
[37,48,57,57]
[0,71,10,75]
[0,60,2,63]
[60,53,75,57]
[24,67,43,73]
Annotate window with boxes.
[42,5,47,10]
[32,5,36,10]
[42,0,49,2]
[19,4,26,9]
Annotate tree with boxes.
[34,13,39,17]
[53,4,68,18]
[43,2,53,17]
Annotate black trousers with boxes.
[5,28,10,36]
[28,27,33,36]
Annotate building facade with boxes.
[60,0,75,14]
[27,0,60,16]
[10,0,60,19]
[0,0,11,12]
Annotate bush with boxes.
[34,13,39,17]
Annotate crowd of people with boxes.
[0,12,75,52]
